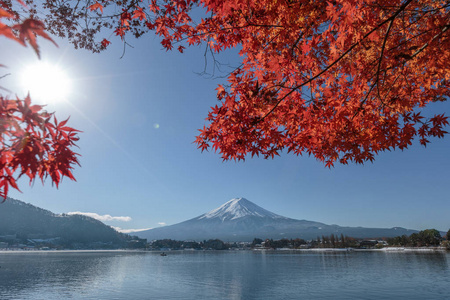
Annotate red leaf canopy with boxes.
[8,0,449,166]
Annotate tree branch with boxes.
[376,18,395,102]
[410,23,450,59]
[258,0,415,123]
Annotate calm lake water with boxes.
[0,250,449,299]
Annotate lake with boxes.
[0,250,449,299]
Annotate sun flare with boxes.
[20,61,72,104]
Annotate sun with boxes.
[20,61,72,104]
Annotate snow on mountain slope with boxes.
[137,197,417,241]
[197,198,287,221]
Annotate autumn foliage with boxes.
[3,0,450,168]
[0,1,79,199]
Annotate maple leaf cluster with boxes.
[0,1,80,199]
[17,0,450,165]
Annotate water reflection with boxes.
[0,250,448,299]
[0,251,139,299]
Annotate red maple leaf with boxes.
[89,2,104,14]
[12,19,57,58]
[101,38,111,48]
[133,7,146,21]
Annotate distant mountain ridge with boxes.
[137,198,416,242]
[0,197,129,248]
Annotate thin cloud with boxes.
[111,226,153,234]
[158,222,166,226]
[68,212,132,222]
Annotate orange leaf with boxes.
[12,19,57,58]
[89,3,104,14]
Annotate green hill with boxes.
[0,197,134,249]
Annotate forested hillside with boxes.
[0,198,132,248]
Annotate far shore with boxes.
[0,249,142,253]
[254,247,448,252]
[0,247,448,253]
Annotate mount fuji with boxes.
[137,198,415,242]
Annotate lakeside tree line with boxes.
[151,229,450,251]
[253,235,360,249]
[151,239,230,250]
[387,229,449,247]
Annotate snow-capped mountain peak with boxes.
[197,197,286,221]
[137,198,418,242]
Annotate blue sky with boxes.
[2,31,449,233]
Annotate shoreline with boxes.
[0,247,447,253]
[253,247,448,252]
[0,249,146,253]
